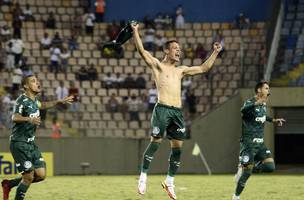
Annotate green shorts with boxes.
[10,141,45,174]
[150,103,186,140]
[239,140,272,165]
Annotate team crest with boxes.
[24,161,32,169]
[242,155,250,163]
[152,127,160,135]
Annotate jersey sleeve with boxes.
[240,99,255,114]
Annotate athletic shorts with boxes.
[150,103,186,140]
[239,141,272,165]
[10,141,45,174]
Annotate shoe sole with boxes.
[161,182,176,200]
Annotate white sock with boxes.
[165,175,174,185]
[139,172,147,182]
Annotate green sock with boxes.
[168,147,182,177]
[253,161,275,173]
[15,183,29,200]
[235,167,252,196]
[8,177,22,188]
[141,142,160,173]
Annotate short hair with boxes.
[163,40,179,51]
[21,75,35,90]
[255,81,269,93]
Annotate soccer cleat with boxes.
[137,180,146,195]
[234,164,243,183]
[232,194,240,200]
[1,179,11,200]
[161,181,177,200]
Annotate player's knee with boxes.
[262,162,275,173]
[23,173,34,184]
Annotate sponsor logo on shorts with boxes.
[177,128,186,133]
[39,158,44,161]
[152,127,160,136]
[266,150,271,154]
[24,161,32,169]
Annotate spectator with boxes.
[55,81,68,110]
[11,65,23,94]
[68,82,80,112]
[39,91,48,128]
[20,57,32,76]
[182,76,192,90]
[1,25,11,42]
[154,13,164,29]
[84,12,95,35]
[119,96,129,118]
[2,0,13,5]
[107,93,119,112]
[186,89,197,117]
[135,72,146,89]
[113,72,124,88]
[72,12,83,36]
[23,4,35,21]
[1,91,14,128]
[52,32,63,47]
[87,63,98,81]
[40,32,51,49]
[235,13,250,29]
[124,73,135,88]
[51,117,62,139]
[148,84,158,111]
[12,15,22,39]
[140,92,149,112]
[68,32,79,51]
[164,14,173,29]
[195,43,207,59]
[175,4,185,29]
[45,12,56,29]
[185,43,194,59]
[49,46,61,73]
[60,47,70,72]
[103,72,115,88]
[11,35,24,66]
[77,66,89,81]
[127,94,141,121]
[12,3,23,19]
[5,41,15,71]
[143,15,154,29]
[0,43,7,72]
[143,25,155,51]
[106,21,120,41]
[95,0,106,22]
[154,34,166,51]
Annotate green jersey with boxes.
[240,97,272,142]
[11,94,40,143]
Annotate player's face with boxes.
[26,76,41,94]
[167,42,181,62]
[258,83,270,100]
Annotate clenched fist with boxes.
[213,42,223,53]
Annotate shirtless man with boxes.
[131,22,222,200]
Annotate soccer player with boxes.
[1,75,73,200]
[232,81,286,200]
[131,22,222,199]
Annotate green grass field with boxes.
[4,174,304,200]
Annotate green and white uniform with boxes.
[10,94,45,173]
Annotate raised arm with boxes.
[182,42,222,76]
[40,96,74,109]
[131,23,160,69]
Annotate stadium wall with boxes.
[104,0,272,22]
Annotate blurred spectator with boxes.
[51,117,62,139]
[5,41,15,71]
[195,43,207,59]
[95,0,106,22]
[40,32,51,49]
[185,43,194,59]
[11,65,23,94]
[175,4,185,29]
[55,81,68,110]
[0,43,7,72]
[107,93,119,112]
[11,35,24,66]
[87,63,98,81]
[84,12,95,35]
[164,14,173,29]
[154,34,166,51]
[1,91,14,128]
[140,93,149,112]
[186,89,197,117]
[68,32,79,51]
[77,66,89,81]
[20,57,32,76]
[148,84,157,111]
[2,0,13,5]
[68,82,80,112]
[119,96,129,118]
[1,25,11,42]
[135,72,146,89]
[52,32,63,47]
[60,47,70,72]
[124,73,135,88]
[106,21,120,41]
[23,4,35,21]
[113,72,124,88]
[235,13,250,29]
[12,14,22,39]
[12,3,23,19]
[103,72,115,88]
[143,15,154,29]
[182,76,192,90]
[45,12,56,29]
[49,46,61,73]
[258,45,267,81]
[127,94,141,121]
[143,26,155,51]
[154,13,164,29]
[39,91,48,128]
[72,12,83,36]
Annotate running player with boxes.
[232,81,286,200]
[1,75,73,200]
[131,22,222,199]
